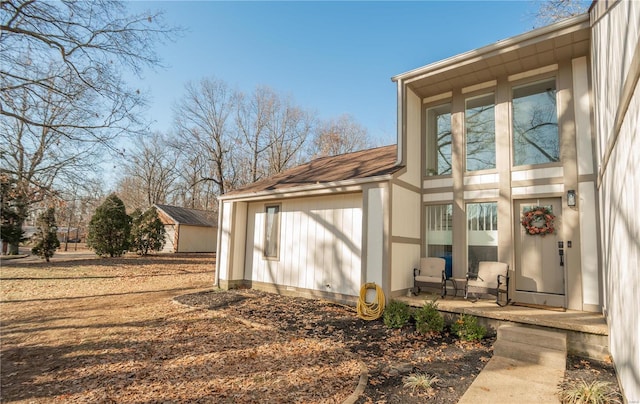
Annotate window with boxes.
[512,79,559,166]
[466,202,498,274]
[264,205,280,259]
[465,94,496,171]
[425,204,453,277]
[426,104,452,176]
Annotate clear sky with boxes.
[128,1,544,146]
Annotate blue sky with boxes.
[129,1,544,146]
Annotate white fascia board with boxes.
[218,174,394,202]
[390,14,589,84]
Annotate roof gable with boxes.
[154,204,216,227]
[225,145,401,197]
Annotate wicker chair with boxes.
[413,257,447,297]
[465,261,510,306]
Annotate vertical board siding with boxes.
[592,0,640,400]
[245,194,363,296]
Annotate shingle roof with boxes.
[154,204,216,227]
[225,145,401,197]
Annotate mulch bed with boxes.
[176,288,622,403]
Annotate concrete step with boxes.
[498,324,567,351]
[494,325,567,370]
[493,339,567,370]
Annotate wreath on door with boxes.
[521,206,555,236]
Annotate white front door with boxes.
[513,198,565,307]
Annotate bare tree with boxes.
[266,95,314,173]
[2,0,174,140]
[117,133,178,211]
[173,78,240,196]
[235,86,275,184]
[1,0,175,251]
[311,114,373,157]
[170,149,218,210]
[533,0,589,27]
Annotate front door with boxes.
[513,198,565,307]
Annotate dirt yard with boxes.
[1,253,621,403]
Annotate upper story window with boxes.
[512,79,559,166]
[426,104,452,176]
[465,93,496,171]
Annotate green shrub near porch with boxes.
[383,300,411,328]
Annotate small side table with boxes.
[443,278,466,297]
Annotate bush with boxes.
[130,207,166,255]
[31,207,60,262]
[383,300,411,328]
[87,193,131,257]
[451,313,486,341]
[414,300,444,334]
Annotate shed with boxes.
[154,204,217,253]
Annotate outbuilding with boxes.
[154,204,217,253]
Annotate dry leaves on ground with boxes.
[1,253,622,403]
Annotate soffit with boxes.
[398,16,591,99]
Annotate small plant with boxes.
[414,300,444,334]
[559,379,621,404]
[451,313,486,341]
[403,373,440,395]
[383,300,411,328]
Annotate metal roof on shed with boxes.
[154,204,216,227]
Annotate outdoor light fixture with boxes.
[567,190,577,207]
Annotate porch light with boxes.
[567,190,577,207]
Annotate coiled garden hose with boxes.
[356,282,385,320]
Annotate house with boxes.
[218,14,597,310]
[154,204,217,253]
[217,3,639,399]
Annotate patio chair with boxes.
[413,257,447,297]
[465,261,510,306]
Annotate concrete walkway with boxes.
[458,356,564,404]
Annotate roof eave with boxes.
[219,173,395,202]
[391,13,590,83]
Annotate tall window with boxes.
[426,104,452,176]
[467,202,498,274]
[264,205,280,259]
[426,204,453,277]
[465,93,496,171]
[512,79,559,166]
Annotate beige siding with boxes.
[392,186,421,239]
[592,0,640,400]
[176,225,217,253]
[245,193,363,296]
[391,243,420,292]
[398,88,422,186]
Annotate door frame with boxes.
[512,197,567,308]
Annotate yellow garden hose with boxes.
[357,282,385,320]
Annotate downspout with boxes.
[395,78,404,166]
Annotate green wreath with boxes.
[521,206,555,236]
